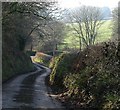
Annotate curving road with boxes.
[2,63,65,109]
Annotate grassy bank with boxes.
[2,51,34,82]
[31,52,52,67]
[2,27,34,82]
[49,43,120,109]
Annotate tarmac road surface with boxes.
[2,63,65,109]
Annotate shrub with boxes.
[49,43,120,109]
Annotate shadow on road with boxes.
[13,69,46,106]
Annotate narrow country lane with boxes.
[2,64,65,109]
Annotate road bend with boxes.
[2,63,65,109]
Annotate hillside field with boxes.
[59,20,113,50]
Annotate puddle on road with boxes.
[13,69,46,106]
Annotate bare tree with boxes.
[2,1,58,51]
[38,20,66,55]
[69,5,103,50]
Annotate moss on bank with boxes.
[2,51,34,82]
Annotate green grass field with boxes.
[96,20,113,43]
[59,20,113,50]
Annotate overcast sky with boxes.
[57,0,119,9]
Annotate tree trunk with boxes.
[30,43,33,51]
[79,36,82,51]
[53,43,56,56]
